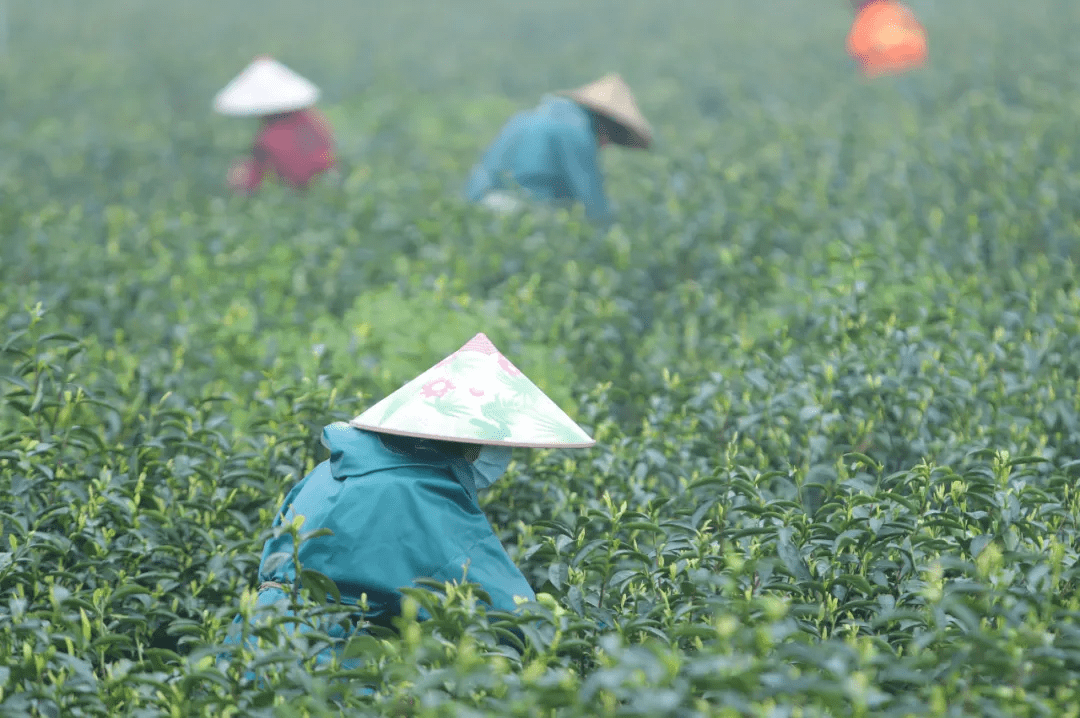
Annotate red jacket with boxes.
[239,109,335,192]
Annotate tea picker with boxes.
[223,333,595,673]
[464,74,652,226]
[212,56,337,195]
[846,0,928,79]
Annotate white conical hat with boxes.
[557,74,652,149]
[350,333,595,448]
[213,56,320,117]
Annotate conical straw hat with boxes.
[557,74,652,149]
[350,333,595,448]
[213,56,320,117]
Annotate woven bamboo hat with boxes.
[556,74,652,149]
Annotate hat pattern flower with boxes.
[420,377,455,399]
[497,355,522,377]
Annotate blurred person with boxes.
[223,332,595,672]
[213,56,336,195]
[846,0,928,79]
[465,73,652,225]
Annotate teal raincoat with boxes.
[223,424,535,669]
[465,96,611,223]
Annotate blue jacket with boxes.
[465,97,611,223]
[223,425,535,670]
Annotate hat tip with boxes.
[460,332,499,355]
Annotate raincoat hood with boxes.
[321,422,481,501]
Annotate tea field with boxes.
[3,0,1080,715]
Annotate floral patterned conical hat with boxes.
[213,56,320,117]
[349,333,595,448]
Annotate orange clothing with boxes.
[239,109,335,192]
[847,0,928,78]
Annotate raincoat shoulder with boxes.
[256,425,535,620]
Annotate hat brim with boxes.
[556,93,652,149]
[554,74,653,150]
[348,422,596,449]
[214,96,319,117]
[576,107,649,149]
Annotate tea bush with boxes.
[3,0,1080,715]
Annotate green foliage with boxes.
[4,0,1080,715]
[298,281,578,413]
